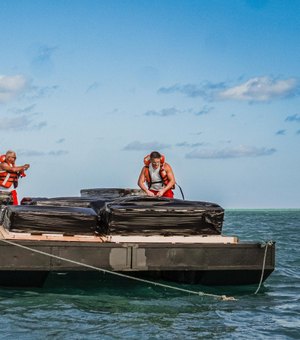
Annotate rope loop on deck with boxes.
[0,238,237,301]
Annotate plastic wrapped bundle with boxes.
[88,199,111,214]
[0,191,12,205]
[0,192,11,225]
[0,206,7,225]
[21,196,109,215]
[80,188,144,200]
[21,196,97,208]
[99,196,224,236]
[2,205,98,235]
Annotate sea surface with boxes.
[0,210,299,339]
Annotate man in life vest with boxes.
[138,151,175,198]
[0,150,30,205]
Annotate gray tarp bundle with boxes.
[99,196,224,236]
[2,205,98,235]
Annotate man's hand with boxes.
[156,189,165,197]
[146,190,155,197]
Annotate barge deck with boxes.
[0,226,275,287]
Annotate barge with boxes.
[0,188,275,288]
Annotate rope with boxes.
[254,240,273,295]
[0,238,236,301]
[175,183,185,200]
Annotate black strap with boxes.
[151,180,163,184]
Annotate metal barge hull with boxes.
[0,228,275,287]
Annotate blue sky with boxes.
[0,0,299,208]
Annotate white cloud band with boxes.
[219,77,298,102]
[158,76,299,102]
[0,75,28,103]
[186,145,276,159]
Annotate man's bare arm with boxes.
[0,163,30,173]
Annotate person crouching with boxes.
[138,151,175,198]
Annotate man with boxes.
[138,151,175,198]
[0,150,30,205]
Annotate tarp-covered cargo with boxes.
[80,188,144,200]
[21,196,108,215]
[0,191,12,205]
[99,196,224,236]
[21,196,97,208]
[2,205,98,235]
[7,189,224,236]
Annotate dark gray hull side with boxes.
[0,240,275,287]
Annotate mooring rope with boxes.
[0,238,236,301]
[254,240,274,295]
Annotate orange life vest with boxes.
[0,157,19,189]
[143,154,171,189]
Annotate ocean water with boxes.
[0,210,299,339]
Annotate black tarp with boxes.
[0,192,12,225]
[0,206,7,225]
[21,196,97,208]
[80,188,144,200]
[99,196,224,236]
[0,191,12,205]
[11,189,224,236]
[2,205,98,235]
[21,196,108,215]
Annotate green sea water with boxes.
[0,210,299,339]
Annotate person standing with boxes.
[0,150,30,205]
[138,151,175,198]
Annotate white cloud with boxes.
[33,121,47,130]
[186,145,276,159]
[26,84,59,99]
[48,150,69,156]
[158,76,299,103]
[0,75,28,103]
[0,115,46,131]
[32,44,57,64]
[18,149,69,157]
[30,44,58,77]
[0,115,32,130]
[219,77,298,102]
[176,142,205,148]
[144,106,212,117]
[0,75,58,102]
[123,141,171,151]
[194,105,213,116]
[158,82,225,100]
[9,104,37,114]
[144,107,180,117]
[285,114,300,122]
